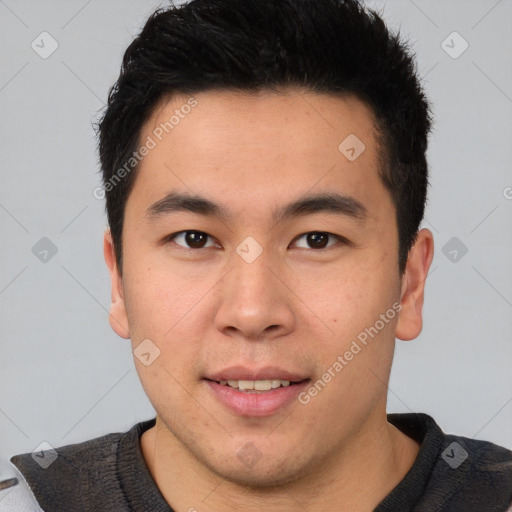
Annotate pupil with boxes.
[308,232,327,248]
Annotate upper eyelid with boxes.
[166,231,220,247]
[292,232,346,248]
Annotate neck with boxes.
[140,411,420,512]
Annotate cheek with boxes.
[297,289,398,431]
[126,269,207,414]
[290,251,400,412]
[122,269,211,408]
[294,257,399,337]
[123,259,199,337]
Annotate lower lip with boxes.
[205,380,309,417]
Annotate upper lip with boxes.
[206,366,309,383]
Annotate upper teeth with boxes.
[219,379,291,391]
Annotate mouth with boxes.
[203,367,310,416]
[205,378,306,393]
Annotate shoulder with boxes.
[10,430,123,483]
[0,464,42,512]
[5,421,150,512]
[388,413,512,511]
[430,431,512,511]
[443,431,512,479]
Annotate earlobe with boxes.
[395,228,434,341]
[103,229,130,339]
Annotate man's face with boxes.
[106,89,419,485]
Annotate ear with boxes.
[395,228,434,341]
[103,229,130,339]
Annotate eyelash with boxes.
[163,230,347,251]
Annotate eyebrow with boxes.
[145,191,368,224]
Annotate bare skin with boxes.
[104,88,434,511]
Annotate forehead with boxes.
[129,88,388,219]
[145,88,380,155]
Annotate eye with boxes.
[164,230,346,251]
[165,230,218,249]
[291,231,345,250]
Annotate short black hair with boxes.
[97,0,432,275]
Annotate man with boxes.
[2,0,511,510]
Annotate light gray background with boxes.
[0,0,511,467]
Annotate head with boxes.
[99,0,434,488]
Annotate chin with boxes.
[220,463,305,489]
[202,446,314,490]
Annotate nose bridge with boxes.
[214,238,295,338]
[230,240,275,304]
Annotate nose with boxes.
[213,247,296,341]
